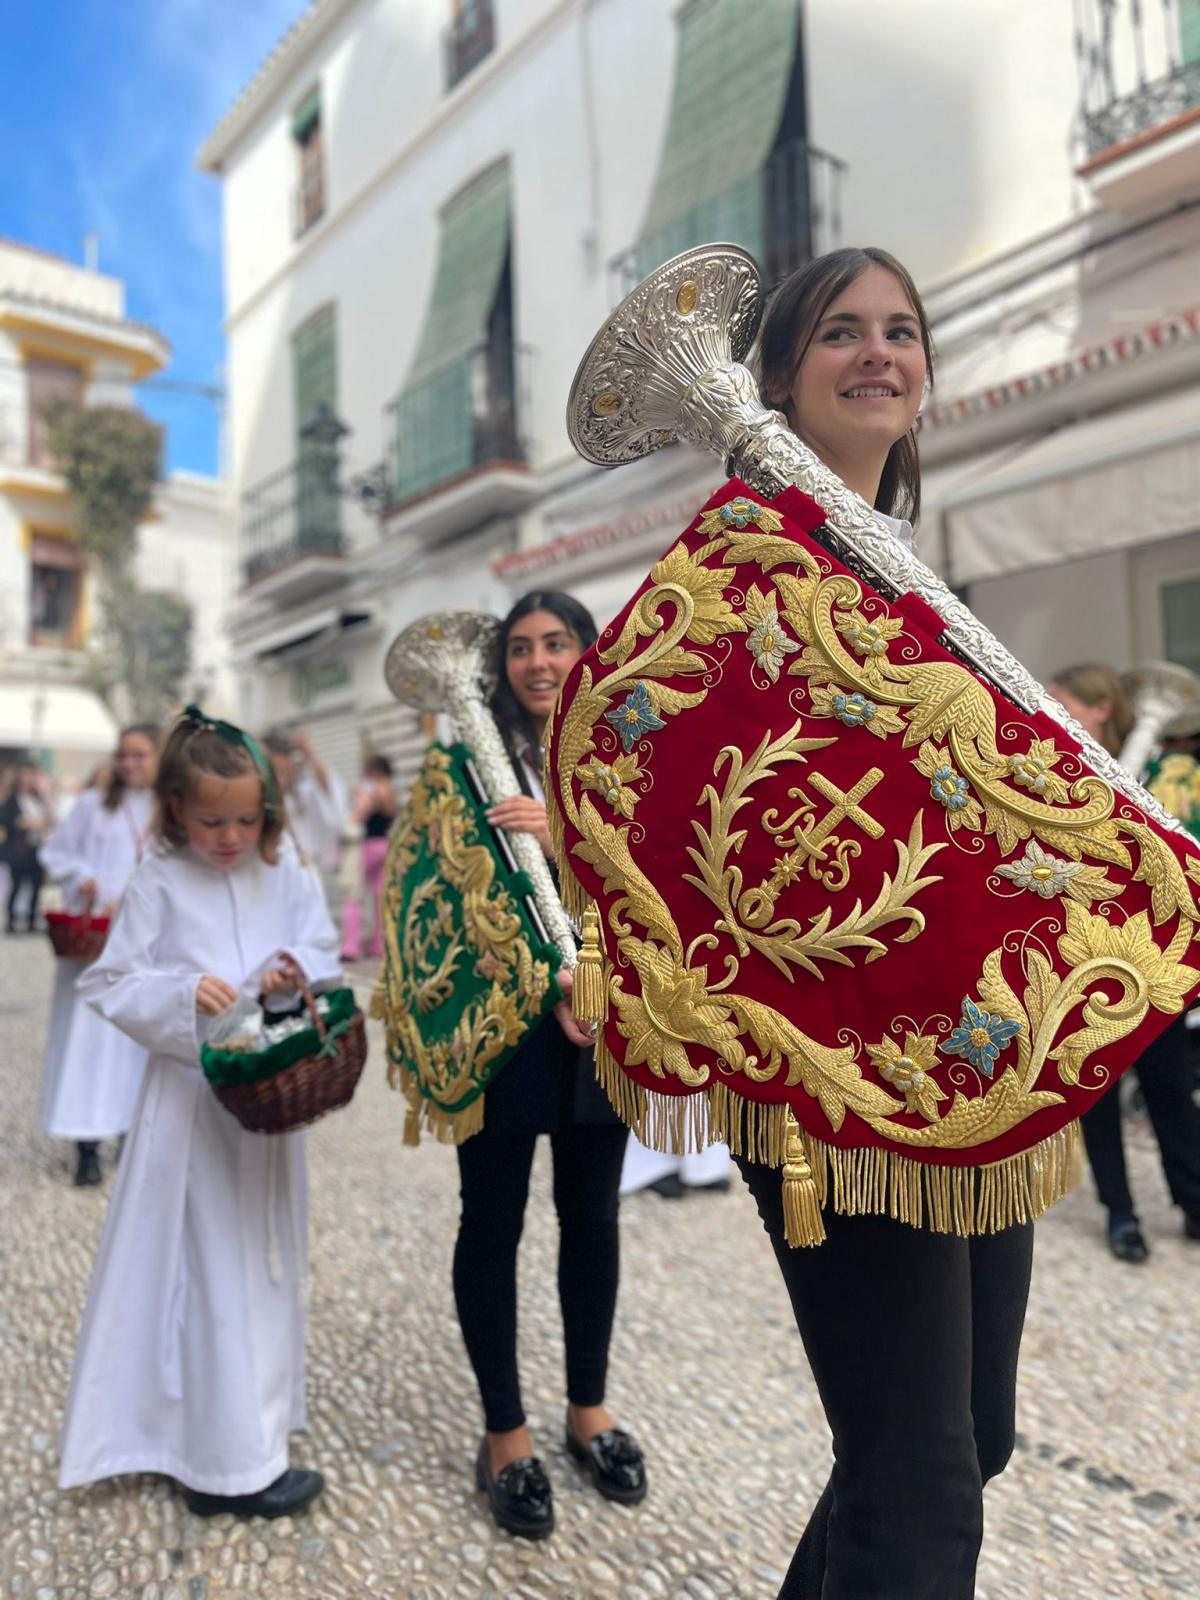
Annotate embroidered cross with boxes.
[794,768,886,862]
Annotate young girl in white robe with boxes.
[40,725,158,1186]
[61,706,340,1520]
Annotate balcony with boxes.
[1076,0,1200,208]
[239,455,346,600]
[445,0,494,91]
[382,340,537,542]
[609,138,847,303]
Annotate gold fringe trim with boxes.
[572,903,608,1023]
[590,1046,1080,1240]
[388,1059,487,1147]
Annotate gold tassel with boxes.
[571,903,607,1023]
[782,1108,826,1247]
[403,1101,422,1147]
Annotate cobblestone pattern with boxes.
[1,933,1197,1599]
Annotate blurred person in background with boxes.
[39,725,159,1186]
[263,727,348,879]
[1052,663,1200,1261]
[1,760,54,932]
[340,753,397,963]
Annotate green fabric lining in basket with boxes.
[201,987,358,1088]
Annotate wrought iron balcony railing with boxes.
[385,340,532,513]
[240,454,343,586]
[608,138,848,304]
[1076,0,1200,157]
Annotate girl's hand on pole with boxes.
[196,976,238,1015]
[553,967,596,1047]
[486,796,553,858]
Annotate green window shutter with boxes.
[637,0,802,276]
[292,86,321,141]
[291,306,340,549]
[393,161,511,504]
[1181,0,1200,65]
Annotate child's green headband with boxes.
[182,704,279,823]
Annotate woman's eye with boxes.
[889,327,918,340]
[822,328,854,342]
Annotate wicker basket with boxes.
[203,982,368,1135]
[45,910,110,963]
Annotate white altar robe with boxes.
[39,788,154,1141]
[60,843,340,1496]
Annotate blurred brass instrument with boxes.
[1119,660,1200,778]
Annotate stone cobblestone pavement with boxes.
[1,932,1197,1600]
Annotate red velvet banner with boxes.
[547,480,1200,1182]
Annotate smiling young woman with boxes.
[737,249,1033,1600]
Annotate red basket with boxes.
[45,910,110,963]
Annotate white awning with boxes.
[0,682,118,753]
[937,386,1200,585]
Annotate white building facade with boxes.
[199,0,1200,793]
[0,240,233,778]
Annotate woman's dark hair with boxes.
[365,753,393,779]
[757,246,934,525]
[489,591,599,760]
[102,724,160,812]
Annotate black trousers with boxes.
[453,1121,629,1434]
[6,859,43,929]
[738,1156,1034,1600]
[1080,1015,1200,1223]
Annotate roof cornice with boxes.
[196,0,359,174]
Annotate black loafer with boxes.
[475,1439,554,1539]
[184,1466,324,1519]
[74,1143,102,1187]
[1107,1214,1150,1264]
[565,1420,647,1505]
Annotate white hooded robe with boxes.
[59,843,340,1496]
[40,787,154,1141]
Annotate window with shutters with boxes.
[446,0,494,90]
[29,533,84,648]
[26,358,85,468]
[292,86,325,236]
[292,305,341,552]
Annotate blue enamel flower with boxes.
[930,763,971,811]
[604,681,666,750]
[940,997,1023,1079]
[719,497,762,530]
[833,691,877,729]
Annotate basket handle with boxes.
[299,977,326,1044]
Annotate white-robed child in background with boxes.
[60,706,340,1520]
[39,724,159,1187]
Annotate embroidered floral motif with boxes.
[578,752,643,819]
[912,741,984,831]
[833,691,876,728]
[836,606,904,659]
[804,682,906,740]
[995,841,1082,899]
[867,1031,946,1122]
[697,497,785,538]
[1006,739,1069,803]
[745,607,800,681]
[940,998,1022,1078]
[604,682,666,750]
[721,496,767,529]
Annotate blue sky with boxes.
[0,0,308,476]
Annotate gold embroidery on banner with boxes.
[546,492,1200,1160]
[375,748,554,1143]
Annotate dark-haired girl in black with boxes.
[458,591,646,1539]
